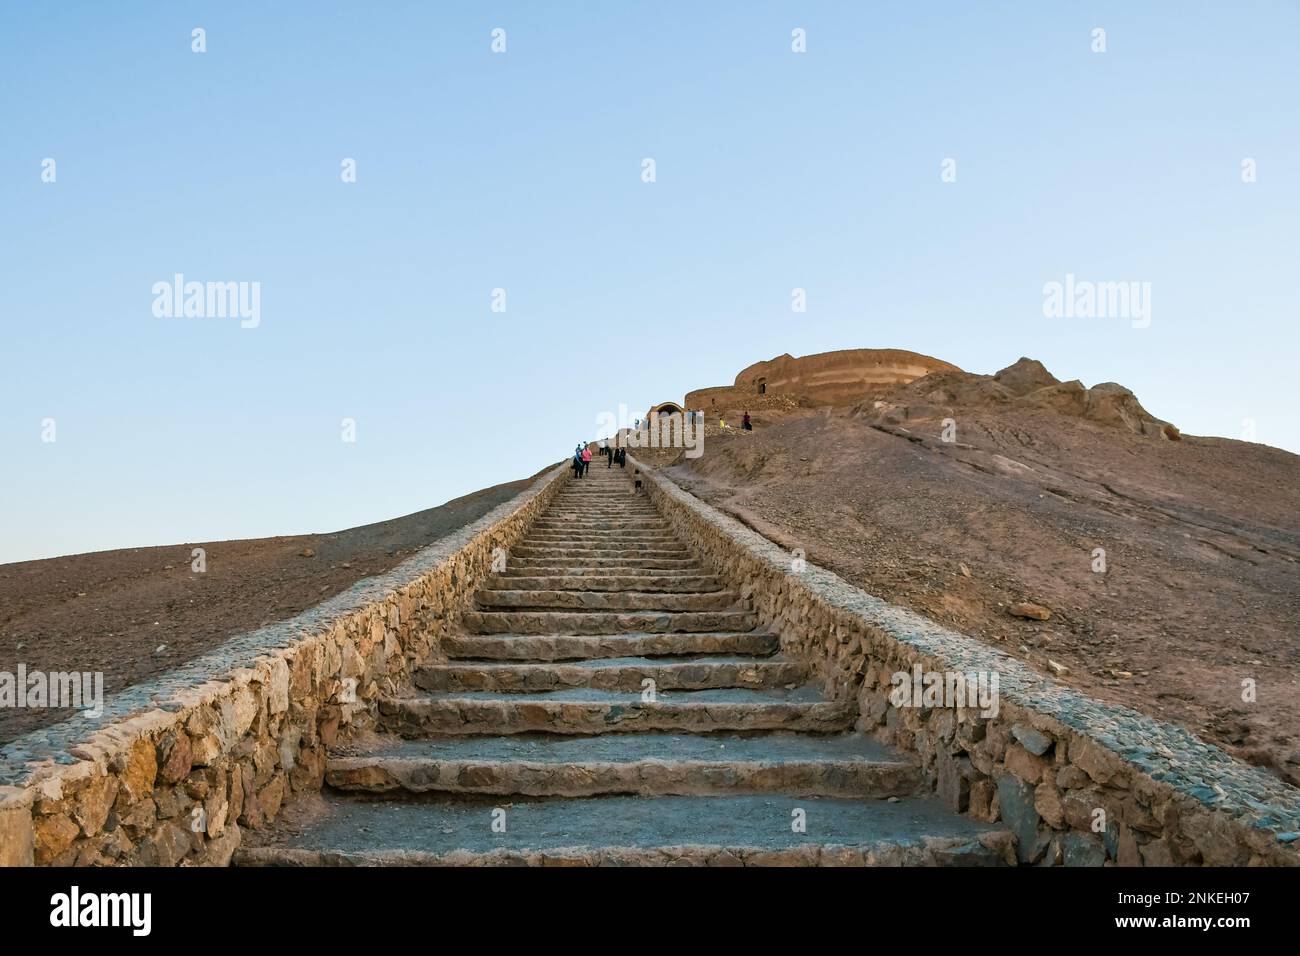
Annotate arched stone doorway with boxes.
[646,401,684,419]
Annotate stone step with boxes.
[485,574,723,592]
[551,496,642,503]
[537,506,661,513]
[543,512,659,521]
[518,538,683,550]
[415,655,809,692]
[499,564,705,578]
[548,501,644,508]
[444,631,781,662]
[553,489,639,496]
[540,520,660,528]
[526,531,674,542]
[512,546,690,560]
[548,498,654,505]
[523,530,679,542]
[520,535,681,541]
[473,589,737,612]
[235,792,1012,867]
[532,514,666,522]
[517,538,685,550]
[556,497,646,501]
[377,686,853,736]
[538,520,660,528]
[324,733,920,798]
[532,518,668,529]
[536,506,662,514]
[506,558,702,572]
[546,517,659,523]
[461,609,758,635]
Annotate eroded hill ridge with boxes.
[680,349,1179,441]
[658,348,1300,788]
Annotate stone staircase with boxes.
[238,459,1010,865]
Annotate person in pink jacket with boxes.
[580,445,592,477]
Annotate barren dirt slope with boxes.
[0,470,548,744]
[666,383,1300,785]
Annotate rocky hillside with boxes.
[663,356,1300,786]
[860,357,1180,441]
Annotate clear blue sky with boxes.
[2,2,1297,564]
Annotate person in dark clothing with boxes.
[742,411,752,431]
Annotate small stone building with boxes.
[644,401,684,420]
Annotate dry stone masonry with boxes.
[3,453,1296,867]
[235,461,1012,866]
[0,464,570,866]
[632,457,1300,866]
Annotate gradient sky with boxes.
[2,2,1297,564]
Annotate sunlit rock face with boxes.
[687,348,961,412]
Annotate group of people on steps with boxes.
[571,440,626,477]
[570,410,756,478]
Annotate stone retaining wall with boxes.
[632,457,1300,866]
[0,464,569,867]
